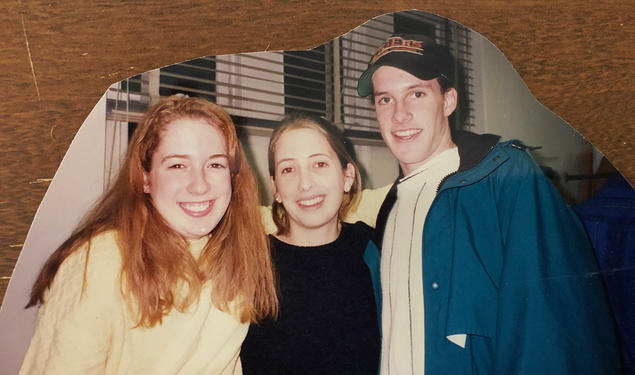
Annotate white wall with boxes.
[353,142,399,188]
[0,94,108,375]
[473,32,593,203]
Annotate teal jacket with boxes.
[363,132,621,374]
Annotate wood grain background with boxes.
[0,1,633,302]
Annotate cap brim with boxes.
[357,65,381,97]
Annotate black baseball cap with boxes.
[357,34,454,97]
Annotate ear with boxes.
[343,163,356,193]
[443,88,458,117]
[270,176,281,203]
[143,171,151,193]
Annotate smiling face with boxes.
[372,65,457,176]
[272,127,355,244]
[143,117,232,240]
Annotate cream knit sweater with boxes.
[19,231,247,375]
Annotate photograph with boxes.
[1,5,632,375]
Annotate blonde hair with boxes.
[28,96,278,325]
[268,113,362,235]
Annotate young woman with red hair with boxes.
[20,96,278,375]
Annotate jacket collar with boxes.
[373,131,500,247]
[453,131,500,172]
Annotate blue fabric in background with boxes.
[576,175,635,374]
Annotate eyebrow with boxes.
[275,153,331,167]
[161,153,228,163]
[373,82,433,97]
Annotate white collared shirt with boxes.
[380,147,460,375]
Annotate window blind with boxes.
[106,11,476,135]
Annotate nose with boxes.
[297,168,314,192]
[187,169,211,195]
[392,100,412,123]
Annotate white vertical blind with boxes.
[340,14,394,134]
[215,52,285,121]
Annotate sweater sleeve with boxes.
[19,232,123,375]
[345,184,391,228]
[259,205,277,235]
[491,148,621,374]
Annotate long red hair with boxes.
[27,96,278,326]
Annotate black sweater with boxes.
[240,222,380,375]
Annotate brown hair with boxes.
[27,96,278,326]
[268,113,362,235]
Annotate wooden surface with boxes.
[0,1,633,302]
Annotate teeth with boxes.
[298,196,324,206]
[181,201,210,212]
[394,129,421,137]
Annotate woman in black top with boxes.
[241,114,380,375]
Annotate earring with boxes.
[274,194,282,203]
[344,182,352,193]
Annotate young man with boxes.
[358,34,621,374]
